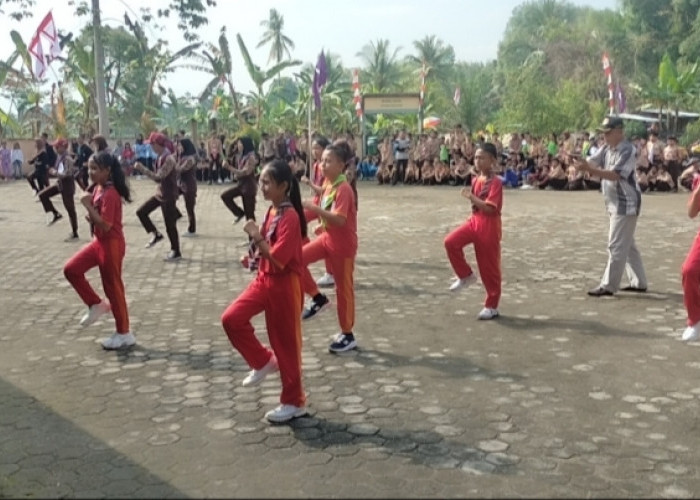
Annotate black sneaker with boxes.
[145,233,164,248]
[233,214,244,224]
[64,232,79,242]
[587,286,614,297]
[329,333,357,353]
[47,212,63,226]
[302,295,330,320]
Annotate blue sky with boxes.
[2,0,619,97]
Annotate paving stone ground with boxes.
[2,178,700,498]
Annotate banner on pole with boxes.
[28,11,61,80]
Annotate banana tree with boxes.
[236,33,301,125]
[658,53,699,134]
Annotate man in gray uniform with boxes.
[575,116,648,297]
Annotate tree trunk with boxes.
[92,0,109,137]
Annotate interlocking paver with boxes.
[4,180,700,497]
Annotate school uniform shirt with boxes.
[258,205,303,276]
[54,153,76,192]
[320,179,357,258]
[153,153,178,202]
[235,153,258,196]
[177,155,197,195]
[92,184,124,241]
[472,174,504,216]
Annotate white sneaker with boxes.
[265,404,308,423]
[682,324,700,342]
[478,308,499,320]
[449,273,477,292]
[101,332,136,350]
[242,356,279,387]
[316,272,335,287]
[80,300,111,327]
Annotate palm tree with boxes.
[407,35,455,83]
[356,39,403,93]
[192,26,244,124]
[237,33,301,125]
[257,9,295,65]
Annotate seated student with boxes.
[655,165,674,192]
[421,158,435,185]
[536,165,550,190]
[647,165,658,192]
[548,157,568,190]
[679,158,700,191]
[636,166,649,193]
[583,170,601,191]
[404,159,419,184]
[376,162,392,185]
[566,162,584,190]
[500,154,519,188]
[453,157,471,186]
[434,160,450,185]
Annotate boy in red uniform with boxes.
[300,141,359,353]
[444,142,503,320]
[221,160,308,423]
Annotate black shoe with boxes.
[620,286,647,293]
[302,295,330,320]
[163,250,182,262]
[233,214,244,224]
[47,212,63,226]
[587,286,614,297]
[64,232,79,242]
[145,233,164,248]
[329,333,357,353]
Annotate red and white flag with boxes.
[419,62,426,108]
[28,11,61,80]
[352,69,363,118]
[453,86,461,106]
[602,52,614,115]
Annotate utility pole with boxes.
[92,0,109,137]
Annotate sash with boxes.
[319,174,346,228]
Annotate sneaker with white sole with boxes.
[478,307,499,320]
[316,272,335,287]
[302,295,331,320]
[101,332,136,350]
[449,273,477,292]
[265,404,308,423]
[242,355,279,387]
[80,300,111,327]
[682,324,700,342]
[329,332,357,353]
[182,231,197,238]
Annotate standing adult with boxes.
[27,138,51,196]
[575,116,647,296]
[393,130,411,185]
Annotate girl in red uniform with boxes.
[301,136,335,288]
[681,175,700,341]
[444,142,503,320]
[221,159,308,423]
[64,152,135,350]
[300,141,359,353]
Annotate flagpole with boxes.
[307,97,312,178]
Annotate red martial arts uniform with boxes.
[221,203,306,407]
[682,178,700,327]
[301,176,358,333]
[64,184,130,333]
[444,174,503,309]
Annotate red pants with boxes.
[301,235,355,332]
[682,232,700,326]
[64,238,130,333]
[221,273,305,407]
[303,210,332,275]
[444,215,502,309]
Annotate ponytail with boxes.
[288,174,307,240]
[264,159,307,239]
[93,151,131,203]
